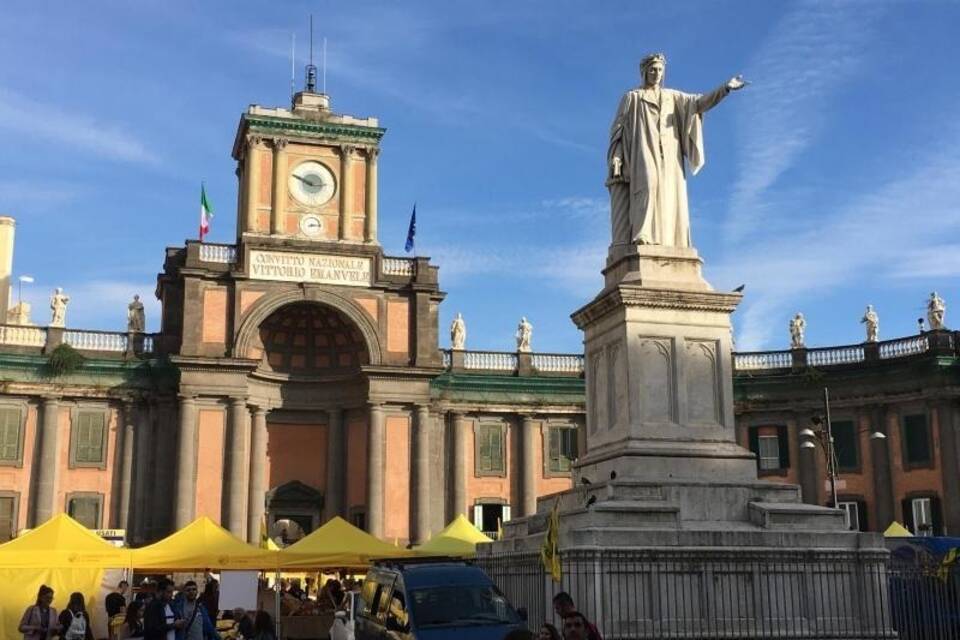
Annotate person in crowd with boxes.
[251,611,277,640]
[287,579,304,600]
[18,585,60,640]
[143,578,184,640]
[136,580,157,606]
[118,601,145,640]
[230,608,254,640]
[303,577,315,600]
[326,579,345,610]
[503,630,535,640]
[538,622,561,640]
[561,613,591,640]
[178,580,221,640]
[552,593,602,640]
[199,579,220,622]
[107,580,130,640]
[58,592,94,640]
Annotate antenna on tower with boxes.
[290,32,296,100]
[322,37,327,95]
[304,14,318,93]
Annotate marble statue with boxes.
[50,288,70,327]
[927,292,946,330]
[516,317,533,353]
[861,305,879,343]
[450,312,466,350]
[127,294,145,333]
[789,312,806,349]
[608,53,746,247]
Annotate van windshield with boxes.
[410,584,520,628]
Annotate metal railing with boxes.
[198,243,238,264]
[382,257,415,276]
[481,548,960,640]
[733,350,792,371]
[63,330,128,352]
[808,344,865,366]
[531,353,585,373]
[464,351,518,371]
[0,324,47,347]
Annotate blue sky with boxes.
[1,1,959,352]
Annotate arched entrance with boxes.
[254,301,371,537]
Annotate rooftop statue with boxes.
[861,305,879,343]
[927,292,946,330]
[516,317,533,353]
[608,53,746,247]
[50,287,70,328]
[450,312,466,350]
[789,312,806,349]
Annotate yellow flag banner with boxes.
[541,498,562,583]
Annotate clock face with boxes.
[299,214,323,237]
[289,161,336,207]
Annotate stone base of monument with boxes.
[478,250,895,639]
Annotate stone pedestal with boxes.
[481,244,894,639]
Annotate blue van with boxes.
[355,558,524,640]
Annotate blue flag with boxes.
[404,203,417,253]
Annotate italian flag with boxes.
[200,183,214,241]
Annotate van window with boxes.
[360,574,395,620]
[387,589,409,629]
[375,577,397,623]
[410,584,519,628]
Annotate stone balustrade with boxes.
[733,350,792,371]
[198,243,238,264]
[381,257,415,276]
[464,350,518,371]
[0,324,47,347]
[530,353,585,373]
[878,334,929,359]
[807,344,865,366]
[64,330,129,352]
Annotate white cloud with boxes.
[0,88,158,165]
[724,2,882,245]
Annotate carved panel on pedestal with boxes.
[637,337,675,423]
[588,351,605,434]
[685,339,721,425]
[606,341,627,431]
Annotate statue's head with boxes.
[640,52,667,88]
[133,294,140,302]
[54,287,62,294]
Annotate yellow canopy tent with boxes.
[884,521,914,537]
[0,514,131,640]
[279,516,412,569]
[414,514,492,557]
[131,516,277,570]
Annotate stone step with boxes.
[748,501,848,531]
[561,501,681,530]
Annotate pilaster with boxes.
[270,138,288,235]
[339,145,355,240]
[365,148,379,243]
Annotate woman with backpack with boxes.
[58,592,94,640]
[18,585,61,640]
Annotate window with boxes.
[473,502,511,537]
[838,501,861,531]
[67,494,102,529]
[71,411,107,468]
[351,509,367,532]
[475,424,505,475]
[547,426,578,473]
[0,494,17,542]
[0,408,23,465]
[902,414,931,466]
[912,498,933,537]
[832,420,858,470]
[757,435,780,470]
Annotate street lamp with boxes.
[800,387,886,510]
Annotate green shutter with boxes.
[832,421,858,470]
[0,409,20,462]
[491,427,503,472]
[75,412,105,464]
[549,428,561,472]
[68,497,100,529]
[903,415,931,465]
[478,427,491,472]
[0,497,14,542]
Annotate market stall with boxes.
[414,514,492,557]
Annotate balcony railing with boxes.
[531,353,585,373]
[464,351,519,371]
[733,350,792,371]
[878,334,928,359]
[64,330,128,352]
[0,324,47,347]
[382,257,415,276]
[199,243,238,264]
[807,344,865,366]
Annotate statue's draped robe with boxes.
[608,85,728,247]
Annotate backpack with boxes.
[64,609,87,640]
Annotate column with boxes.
[324,407,344,521]
[243,135,262,233]
[174,395,198,529]
[270,138,287,234]
[450,412,467,518]
[247,406,268,543]
[31,396,61,526]
[796,413,819,505]
[132,402,154,543]
[152,400,177,536]
[870,405,895,532]
[116,401,136,529]
[364,148,379,242]
[366,403,385,537]
[936,401,960,534]
[339,145,354,240]
[226,397,251,539]
[521,415,538,517]
[413,405,431,543]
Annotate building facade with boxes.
[0,88,956,546]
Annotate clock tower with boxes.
[231,84,384,244]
